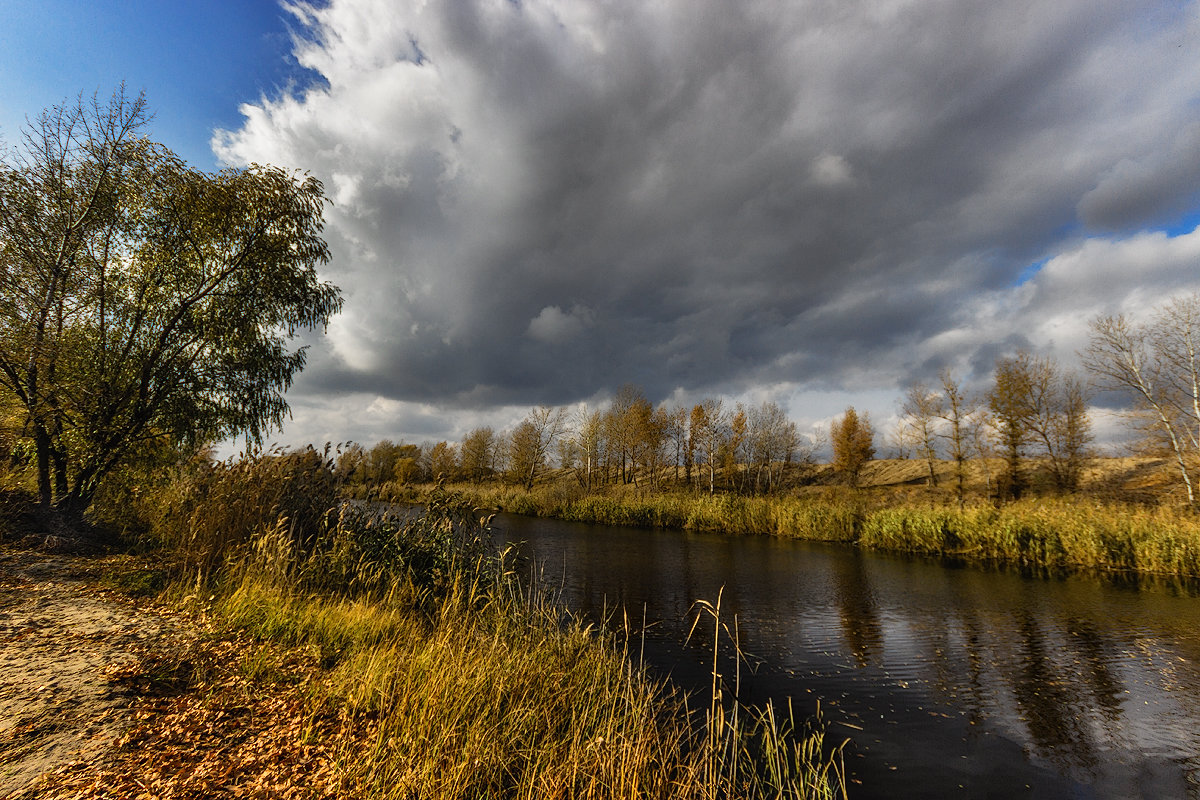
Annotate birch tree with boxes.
[691,399,727,495]
[1084,296,1200,504]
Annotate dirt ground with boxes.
[0,541,359,800]
[0,546,182,797]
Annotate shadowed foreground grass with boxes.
[209,542,844,798]
[119,453,846,799]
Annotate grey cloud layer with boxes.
[218,0,1200,422]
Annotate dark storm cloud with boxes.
[217,0,1200,443]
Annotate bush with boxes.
[148,446,341,575]
[306,483,496,599]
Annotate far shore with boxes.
[373,455,1200,581]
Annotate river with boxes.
[491,512,1200,799]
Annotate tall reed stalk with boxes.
[687,589,846,800]
[171,458,846,799]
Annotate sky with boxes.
[4,1,1200,452]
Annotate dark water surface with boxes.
[492,513,1200,799]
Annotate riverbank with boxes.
[403,480,1200,580]
[2,454,846,799]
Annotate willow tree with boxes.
[0,88,341,518]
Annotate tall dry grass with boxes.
[857,500,1200,576]
[156,452,845,799]
[432,482,1200,579]
[216,569,844,799]
[143,446,341,576]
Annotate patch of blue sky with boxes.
[0,0,321,170]
[1015,203,1200,288]
[1013,257,1050,287]
[1161,206,1200,238]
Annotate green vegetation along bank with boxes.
[412,479,1200,581]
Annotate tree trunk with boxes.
[35,425,53,509]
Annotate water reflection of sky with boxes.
[495,514,1200,799]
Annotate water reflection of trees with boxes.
[892,570,1147,773]
[1010,609,1099,770]
[1065,618,1124,726]
[832,551,883,668]
[504,515,1200,791]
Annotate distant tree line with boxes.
[337,292,1200,508]
[337,387,822,499]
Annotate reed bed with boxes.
[153,454,845,800]
[857,500,1200,576]
[436,482,1200,579]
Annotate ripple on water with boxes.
[494,514,1200,799]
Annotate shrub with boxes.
[148,446,341,575]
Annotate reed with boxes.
[435,484,868,543]
[144,446,341,577]
[160,459,846,799]
[428,482,1200,579]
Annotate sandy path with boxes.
[0,548,176,797]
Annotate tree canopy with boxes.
[0,88,342,516]
[831,406,874,487]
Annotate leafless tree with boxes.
[747,400,798,493]
[1084,295,1200,504]
[1026,364,1092,493]
[989,351,1092,497]
[888,417,916,460]
[508,406,566,490]
[968,407,995,497]
[570,406,604,490]
[664,405,689,484]
[902,382,944,487]
[938,370,975,505]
